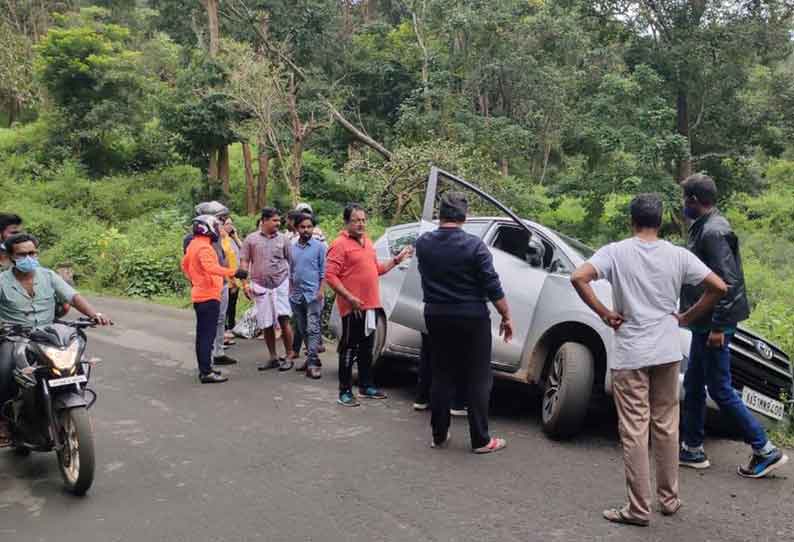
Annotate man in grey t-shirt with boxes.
[571,194,726,527]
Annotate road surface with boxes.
[1,296,791,542]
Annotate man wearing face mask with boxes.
[0,234,111,446]
[679,174,788,478]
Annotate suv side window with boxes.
[385,224,420,257]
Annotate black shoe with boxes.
[738,448,789,478]
[278,359,295,372]
[200,372,228,383]
[213,355,238,366]
[359,386,387,400]
[306,366,322,379]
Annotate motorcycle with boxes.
[1,317,98,495]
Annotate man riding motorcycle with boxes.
[0,233,111,446]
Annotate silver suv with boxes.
[331,168,793,438]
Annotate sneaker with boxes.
[278,359,295,372]
[213,355,238,366]
[450,407,468,417]
[306,366,322,379]
[200,372,228,384]
[359,386,387,400]
[679,447,711,469]
[257,359,281,371]
[413,401,429,411]
[337,391,360,407]
[738,448,789,479]
[473,437,507,454]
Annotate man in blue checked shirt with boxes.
[290,213,327,379]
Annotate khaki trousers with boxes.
[611,361,681,521]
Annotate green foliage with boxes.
[159,53,243,171]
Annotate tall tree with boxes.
[593,0,794,181]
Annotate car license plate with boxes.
[48,374,87,388]
[741,386,786,421]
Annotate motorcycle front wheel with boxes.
[56,407,95,496]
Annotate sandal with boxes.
[602,507,649,527]
[661,500,682,517]
[473,437,507,454]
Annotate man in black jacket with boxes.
[679,174,788,478]
[415,192,513,453]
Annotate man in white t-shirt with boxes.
[571,193,727,527]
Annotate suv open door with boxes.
[387,167,539,366]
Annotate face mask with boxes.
[14,256,39,273]
[683,206,701,220]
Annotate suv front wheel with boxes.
[541,342,594,439]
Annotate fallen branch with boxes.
[222,0,394,161]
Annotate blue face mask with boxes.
[683,206,701,220]
[14,256,39,273]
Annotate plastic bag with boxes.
[232,306,260,339]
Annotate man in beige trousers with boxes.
[572,193,727,527]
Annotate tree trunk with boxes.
[6,97,19,127]
[242,143,256,215]
[676,88,692,183]
[540,142,552,185]
[363,0,373,22]
[412,6,431,113]
[256,141,270,209]
[289,140,303,206]
[219,145,230,196]
[341,0,353,36]
[205,0,220,57]
[208,148,219,180]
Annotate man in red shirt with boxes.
[325,204,411,407]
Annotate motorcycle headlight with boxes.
[40,343,80,371]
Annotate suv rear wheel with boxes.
[541,342,594,439]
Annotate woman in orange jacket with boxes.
[182,215,248,383]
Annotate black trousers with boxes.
[416,333,466,410]
[0,341,17,409]
[425,315,492,449]
[338,312,375,393]
[194,300,221,376]
[225,289,239,331]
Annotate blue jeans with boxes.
[682,332,768,450]
[290,297,324,367]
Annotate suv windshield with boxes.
[558,233,595,259]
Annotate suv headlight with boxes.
[41,343,80,371]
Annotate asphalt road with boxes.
[1,297,792,542]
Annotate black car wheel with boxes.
[541,342,594,439]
